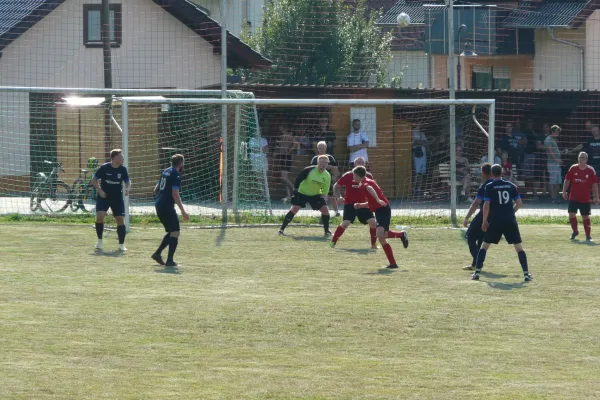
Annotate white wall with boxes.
[0,0,222,176]
[386,51,429,89]
[191,0,266,37]
[534,27,586,90]
[585,10,600,90]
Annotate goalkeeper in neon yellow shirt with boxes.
[278,155,332,236]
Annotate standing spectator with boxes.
[545,125,563,203]
[347,119,369,168]
[275,123,299,203]
[501,151,516,184]
[582,125,600,173]
[456,145,472,201]
[533,123,551,198]
[499,122,525,170]
[248,134,268,173]
[313,116,337,156]
[412,123,428,197]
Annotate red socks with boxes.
[584,218,591,237]
[370,228,377,247]
[570,216,578,233]
[382,243,396,265]
[332,226,345,244]
[387,230,405,239]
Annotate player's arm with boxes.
[482,201,490,231]
[593,183,599,205]
[463,198,482,227]
[171,187,189,222]
[294,167,312,189]
[513,197,523,213]
[562,178,571,201]
[91,168,106,198]
[122,168,131,196]
[365,186,386,206]
[153,182,159,197]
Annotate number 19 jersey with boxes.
[155,167,181,210]
[484,178,520,222]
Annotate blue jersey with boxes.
[94,162,129,199]
[484,178,520,222]
[155,167,181,209]
[476,178,495,213]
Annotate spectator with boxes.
[248,134,268,173]
[522,119,538,181]
[533,123,551,197]
[480,146,502,165]
[545,125,563,203]
[312,116,337,156]
[583,125,600,173]
[347,119,369,168]
[501,151,516,184]
[274,123,300,203]
[499,122,526,170]
[412,123,428,197]
[456,145,472,201]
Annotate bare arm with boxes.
[562,179,571,200]
[366,186,386,206]
[482,201,490,230]
[123,180,131,196]
[463,198,482,227]
[593,183,599,205]
[513,197,523,214]
[172,188,189,221]
[333,181,342,200]
[91,177,106,198]
[153,183,160,197]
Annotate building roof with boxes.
[0,0,271,69]
[377,0,444,25]
[503,0,592,28]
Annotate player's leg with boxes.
[367,218,377,249]
[471,242,491,280]
[318,203,331,236]
[112,199,127,251]
[464,217,482,270]
[506,223,531,281]
[581,202,592,241]
[375,207,397,268]
[568,201,579,240]
[151,207,170,265]
[279,192,302,235]
[94,198,109,250]
[330,204,354,247]
[513,243,532,281]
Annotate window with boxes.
[83,4,122,47]
[471,66,511,90]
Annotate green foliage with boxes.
[239,0,392,86]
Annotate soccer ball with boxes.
[397,12,411,28]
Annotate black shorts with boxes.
[343,204,374,224]
[466,214,484,243]
[291,192,327,211]
[96,196,125,217]
[374,205,392,232]
[568,201,591,216]
[156,206,180,233]
[484,220,522,245]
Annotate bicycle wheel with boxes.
[43,181,70,213]
[70,181,84,212]
[81,185,96,212]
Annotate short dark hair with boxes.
[110,149,122,159]
[171,154,184,167]
[481,163,492,176]
[491,164,503,177]
[352,166,367,178]
[352,119,361,124]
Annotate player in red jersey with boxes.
[329,158,408,249]
[562,152,599,242]
[352,166,408,268]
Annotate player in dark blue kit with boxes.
[151,154,189,268]
[462,163,492,270]
[91,149,131,252]
[471,164,532,282]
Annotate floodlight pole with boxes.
[221,0,228,224]
[448,0,458,225]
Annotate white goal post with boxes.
[120,97,496,228]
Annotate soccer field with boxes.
[1,224,599,399]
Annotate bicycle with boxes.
[69,157,99,212]
[30,160,71,213]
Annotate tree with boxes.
[239,0,393,87]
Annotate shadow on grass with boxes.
[336,248,373,255]
[364,268,407,275]
[92,250,123,258]
[480,271,507,279]
[215,227,226,247]
[290,235,330,242]
[154,266,181,275]
[570,240,598,246]
[485,280,527,290]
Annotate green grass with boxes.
[1,224,600,399]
